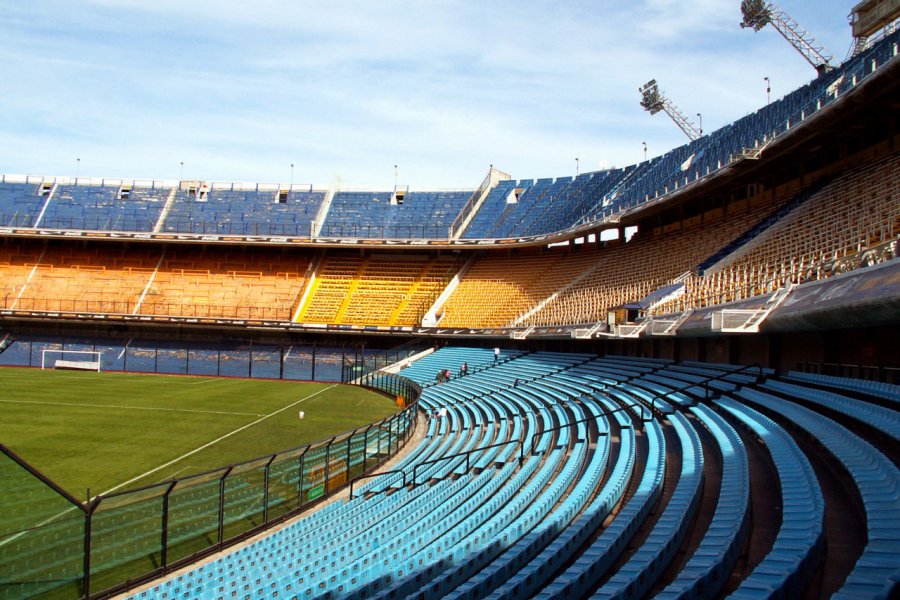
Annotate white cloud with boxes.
[0,0,859,188]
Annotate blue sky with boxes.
[0,1,856,189]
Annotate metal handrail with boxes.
[349,469,407,499]
[411,438,524,485]
[524,403,623,458]
[641,362,765,420]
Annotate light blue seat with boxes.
[786,371,900,404]
[716,397,825,599]
[579,410,703,600]
[655,403,750,599]
[736,388,900,599]
[488,393,641,600]
[763,378,900,441]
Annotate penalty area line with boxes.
[99,384,337,496]
[0,398,265,417]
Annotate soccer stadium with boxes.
[1,1,899,599]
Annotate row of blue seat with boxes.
[123,350,628,599]
[715,397,825,599]
[588,408,703,599]
[786,371,900,404]
[762,378,900,441]
[655,403,750,599]
[445,396,616,599]
[533,409,669,599]
[735,387,899,599]
[122,349,898,600]
[320,191,472,239]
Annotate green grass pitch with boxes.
[0,367,399,498]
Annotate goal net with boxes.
[41,350,103,372]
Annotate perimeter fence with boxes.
[0,373,420,599]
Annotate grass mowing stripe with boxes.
[0,398,265,417]
[98,384,338,497]
[0,368,397,493]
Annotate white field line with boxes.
[98,384,337,496]
[186,378,221,385]
[0,384,336,549]
[0,398,265,417]
[166,465,197,480]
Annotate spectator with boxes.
[494,347,500,362]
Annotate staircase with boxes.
[450,168,510,240]
[33,181,58,228]
[700,176,833,274]
[153,188,179,233]
[333,258,369,323]
[615,319,652,338]
[648,309,694,336]
[571,321,609,339]
[712,286,793,333]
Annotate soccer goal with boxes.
[41,349,103,372]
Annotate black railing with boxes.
[411,438,524,485]
[525,407,617,458]
[3,295,293,321]
[641,363,765,419]
[348,469,407,499]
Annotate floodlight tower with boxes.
[639,79,702,141]
[740,0,834,73]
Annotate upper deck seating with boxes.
[669,151,900,311]
[162,187,326,236]
[320,190,473,239]
[39,184,167,232]
[0,181,46,227]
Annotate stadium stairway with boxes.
[122,348,899,600]
[697,175,834,275]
